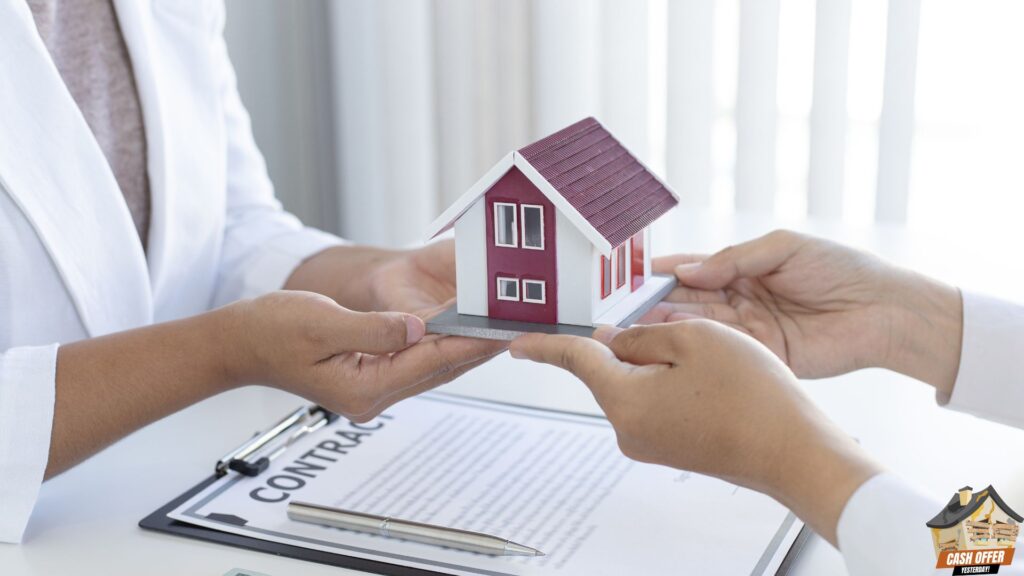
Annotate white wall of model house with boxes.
[453,198,487,317]
[554,209,592,326]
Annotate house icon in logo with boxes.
[928,485,1022,557]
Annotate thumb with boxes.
[652,253,706,275]
[329,310,426,355]
[509,334,624,393]
[600,323,691,366]
[674,229,808,290]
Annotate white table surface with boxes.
[5,211,1024,575]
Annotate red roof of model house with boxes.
[518,117,678,247]
[426,117,679,255]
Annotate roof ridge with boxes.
[984,485,1024,523]
[428,116,677,251]
[539,136,620,186]
[533,132,616,174]
[926,484,1024,528]
[519,117,601,159]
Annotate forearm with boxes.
[883,269,963,397]
[760,415,883,546]
[47,309,237,478]
[767,269,956,545]
[284,244,400,312]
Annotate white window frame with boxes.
[609,248,617,292]
[520,204,545,250]
[521,279,546,304]
[493,202,518,248]
[496,276,519,301]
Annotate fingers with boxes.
[320,334,505,420]
[674,229,809,290]
[663,312,752,336]
[414,298,457,322]
[366,335,507,396]
[509,334,626,391]
[637,300,753,336]
[327,309,427,354]
[361,352,502,420]
[652,253,707,274]
[648,302,741,324]
[662,286,728,304]
[636,302,680,324]
[600,323,692,366]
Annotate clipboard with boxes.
[140,396,810,575]
[140,475,449,576]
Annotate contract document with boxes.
[168,393,803,575]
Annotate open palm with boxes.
[643,231,905,378]
[368,239,460,319]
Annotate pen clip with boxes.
[215,405,338,477]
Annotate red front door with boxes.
[484,168,557,324]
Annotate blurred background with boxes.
[222,0,1024,257]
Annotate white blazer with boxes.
[0,0,341,542]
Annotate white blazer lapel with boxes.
[0,0,152,337]
[111,0,172,300]
[113,0,226,311]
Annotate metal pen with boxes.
[216,405,337,477]
[287,501,544,557]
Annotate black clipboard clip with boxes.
[215,404,339,477]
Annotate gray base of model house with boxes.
[426,274,677,341]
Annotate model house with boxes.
[425,117,679,333]
[928,486,1022,555]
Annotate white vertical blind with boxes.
[842,0,888,224]
[775,0,816,218]
[734,0,781,212]
[433,0,485,209]
[329,1,437,246]
[226,1,927,247]
[490,2,533,168]
[223,1,339,232]
[875,0,921,222]
[432,1,532,208]
[598,0,650,160]
[807,0,852,218]
[530,0,601,136]
[666,0,715,208]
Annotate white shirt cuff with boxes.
[836,473,944,575]
[944,291,1024,429]
[0,344,58,543]
[226,227,346,301]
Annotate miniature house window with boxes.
[522,279,546,304]
[493,203,518,247]
[496,277,519,301]
[616,244,627,288]
[521,205,544,250]
[601,255,612,298]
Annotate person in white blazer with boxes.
[511,230,1024,575]
[0,0,504,543]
